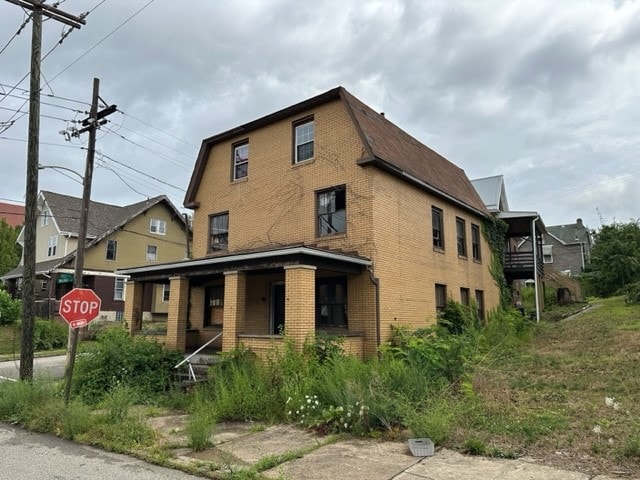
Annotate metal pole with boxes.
[19,5,42,382]
[532,217,540,323]
[63,78,99,404]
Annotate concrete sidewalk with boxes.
[153,421,627,480]
[0,354,67,381]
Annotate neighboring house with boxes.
[542,219,592,276]
[1,191,190,321]
[471,175,548,313]
[120,87,500,358]
[0,201,25,227]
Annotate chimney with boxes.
[576,218,583,228]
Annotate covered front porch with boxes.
[118,245,375,359]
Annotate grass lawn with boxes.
[447,296,640,475]
[0,323,21,357]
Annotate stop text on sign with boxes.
[61,299,100,315]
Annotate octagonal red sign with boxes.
[59,288,102,328]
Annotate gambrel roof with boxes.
[185,87,488,216]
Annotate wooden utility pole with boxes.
[3,0,86,381]
[63,78,117,404]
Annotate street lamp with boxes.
[38,164,84,183]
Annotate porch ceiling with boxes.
[498,211,547,237]
[117,245,371,282]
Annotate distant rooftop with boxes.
[0,201,25,227]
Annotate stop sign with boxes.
[59,288,102,328]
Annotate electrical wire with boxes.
[99,152,186,192]
[0,12,33,56]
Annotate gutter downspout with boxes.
[367,265,381,355]
[532,216,540,323]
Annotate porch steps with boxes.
[172,354,223,390]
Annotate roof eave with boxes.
[358,157,489,218]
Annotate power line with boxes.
[102,126,191,171]
[117,109,198,149]
[112,121,194,159]
[0,135,85,149]
[0,11,32,56]
[99,152,186,192]
[49,0,157,83]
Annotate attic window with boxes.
[543,245,553,263]
[41,209,50,226]
[294,117,314,164]
[150,218,166,235]
[233,141,249,180]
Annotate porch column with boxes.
[165,276,189,351]
[124,280,143,333]
[222,270,247,352]
[284,264,316,350]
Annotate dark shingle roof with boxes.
[185,87,488,216]
[547,219,590,245]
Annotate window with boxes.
[317,186,346,236]
[456,217,467,257]
[432,207,444,249]
[204,285,224,327]
[543,245,553,263]
[294,118,314,163]
[471,224,481,261]
[41,280,48,292]
[146,244,157,261]
[435,284,447,314]
[233,141,249,180]
[41,209,50,226]
[460,287,470,306]
[162,284,170,302]
[475,289,485,321]
[150,218,166,235]
[47,236,57,257]
[208,285,224,307]
[316,277,347,328]
[114,277,126,301]
[115,311,124,321]
[209,212,229,251]
[106,239,117,261]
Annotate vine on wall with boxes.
[482,216,510,308]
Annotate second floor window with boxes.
[146,244,157,261]
[114,277,125,301]
[317,186,346,236]
[471,224,481,261]
[209,212,229,251]
[456,217,467,257]
[233,142,249,180]
[294,118,314,163]
[106,239,117,261]
[432,207,444,249]
[47,236,57,257]
[150,218,166,235]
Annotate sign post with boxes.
[59,288,101,403]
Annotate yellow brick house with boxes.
[120,87,500,358]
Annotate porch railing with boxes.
[174,332,222,382]
[503,251,544,276]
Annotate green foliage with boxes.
[73,327,183,404]
[482,216,510,308]
[439,300,478,335]
[0,219,20,276]
[0,289,21,325]
[32,319,68,350]
[583,220,640,297]
[625,282,640,304]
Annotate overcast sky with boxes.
[1,0,639,230]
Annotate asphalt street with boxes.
[0,423,204,480]
[0,355,67,381]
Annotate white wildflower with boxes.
[343,423,348,429]
[608,438,614,445]
[605,397,615,408]
[593,425,602,435]
[613,402,621,411]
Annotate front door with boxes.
[271,282,285,334]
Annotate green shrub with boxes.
[73,327,183,404]
[439,300,478,335]
[33,319,68,350]
[0,290,21,324]
[625,282,640,304]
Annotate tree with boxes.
[0,219,20,276]
[583,220,640,297]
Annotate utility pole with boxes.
[4,0,86,382]
[63,78,116,404]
